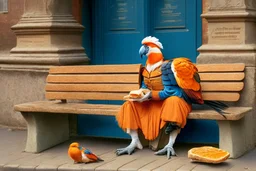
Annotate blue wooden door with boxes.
[79,0,218,144]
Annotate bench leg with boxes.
[217,118,254,158]
[21,112,69,153]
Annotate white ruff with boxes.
[146,60,163,72]
[147,47,161,55]
[142,36,163,49]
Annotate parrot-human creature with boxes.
[68,142,103,164]
[138,36,228,114]
[116,36,228,159]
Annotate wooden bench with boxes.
[14,63,252,158]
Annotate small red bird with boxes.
[68,142,103,164]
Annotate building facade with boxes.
[0,0,255,148]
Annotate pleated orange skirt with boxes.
[116,96,192,140]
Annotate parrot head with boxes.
[139,36,164,65]
[69,142,80,148]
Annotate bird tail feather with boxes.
[97,157,104,162]
[204,100,229,118]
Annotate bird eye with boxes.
[144,45,149,53]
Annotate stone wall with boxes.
[0,0,24,54]
[0,70,47,128]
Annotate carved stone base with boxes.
[197,45,256,66]
[8,0,90,66]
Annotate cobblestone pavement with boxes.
[0,128,255,171]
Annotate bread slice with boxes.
[129,89,145,99]
[188,146,230,164]
[123,89,150,100]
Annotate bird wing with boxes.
[170,58,203,104]
[82,149,102,162]
[172,58,200,91]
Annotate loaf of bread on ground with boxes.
[188,146,230,164]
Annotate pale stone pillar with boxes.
[5,0,89,67]
[198,0,256,157]
[0,0,88,129]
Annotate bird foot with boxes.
[116,139,143,156]
[74,161,82,164]
[154,144,177,159]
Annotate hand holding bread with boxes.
[124,89,151,102]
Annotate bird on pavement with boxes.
[68,142,103,164]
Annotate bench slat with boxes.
[197,63,245,72]
[202,92,240,101]
[201,82,244,91]
[46,92,127,100]
[188,107,252,120]
[45,83,243,96]
[46,92,240,101]
[45,84,140,92]
[49,64,142,74]
[14,101,121,115]
[46,74,140,84]
[14,101,252,120]
[199,73,244,81]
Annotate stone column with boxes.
[0,0,88,129]
[198,0,256,157]
[2,0,89,69]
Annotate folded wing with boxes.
[171,58,203,104]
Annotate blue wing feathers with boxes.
[84,149,92,154]
[161,61,177,85]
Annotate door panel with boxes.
[103,0,145,64]
[92,0,148,65]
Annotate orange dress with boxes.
[116,65,192,140]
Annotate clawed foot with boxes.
[116,145,136,156]
[154,145,177,159]
[116,139,143,156]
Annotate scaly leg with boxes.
[116,129,143,156]
[154,129,180,159]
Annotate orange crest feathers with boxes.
[69,142,79,148]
